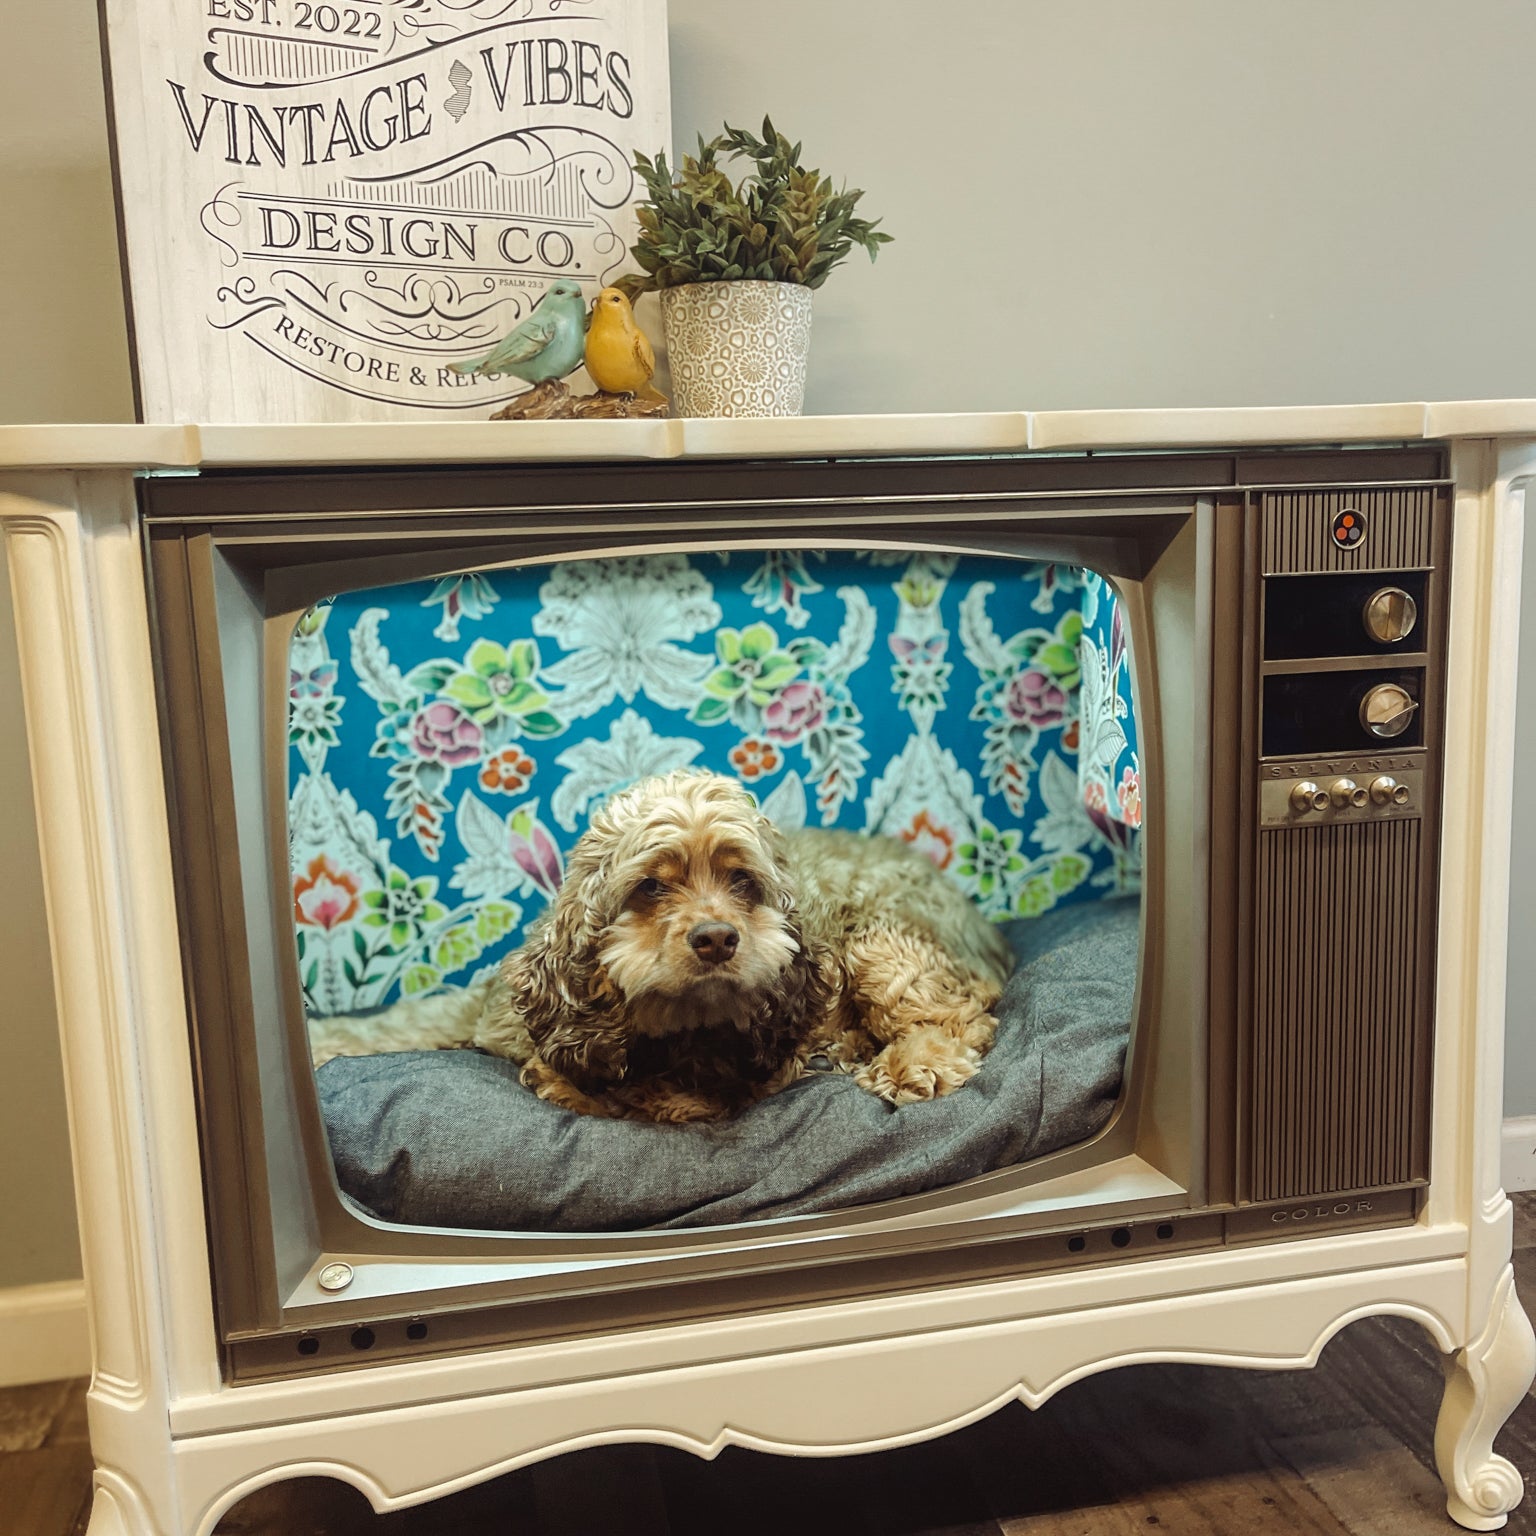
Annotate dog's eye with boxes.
[634,876,664,900]
[727,869,761,901]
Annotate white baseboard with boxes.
[1503,1115,1536,1194]
[0,1279,89,1387]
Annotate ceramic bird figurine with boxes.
[583,286,662,400]
[452,280,588,384]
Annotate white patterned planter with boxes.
[660,280,813,418]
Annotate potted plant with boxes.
[614,118,891,419]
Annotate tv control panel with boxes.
[1256,492,1442,806]
[1242,484,1448,1206]
[1258,754,1423,829]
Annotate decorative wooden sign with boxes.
[101,0,670,422]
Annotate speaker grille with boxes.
[1248,817,1425,1202]
[1262,488,1436,574]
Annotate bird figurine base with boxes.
[488,382,669,421]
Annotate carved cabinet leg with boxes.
[84,1484,158,1536]
[1435,1268,1536,1530]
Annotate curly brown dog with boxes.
[310,770,1012,1122]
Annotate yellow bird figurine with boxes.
[583,287,662,401]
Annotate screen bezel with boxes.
[143,456,1226,1363]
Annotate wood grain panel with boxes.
[1262,489,1436,574]
[1249,818,1426,1203]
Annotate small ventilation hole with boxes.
[296,1336,319,1357]
[1156,1222,1175,1240]
[1067,1235,1086,1253]
[405,1321,429,1342]
[350,1327,376,1351]
[1111,1228,1132,1248]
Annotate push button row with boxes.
[1289,776,1410,815]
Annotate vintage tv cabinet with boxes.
[1,403,1532,1534]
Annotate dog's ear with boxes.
[501,869,629,1091]
[732,836,830,1070]
[743,920,836,1073]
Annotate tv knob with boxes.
[1290,780,1329,814]
[1359,682,1419,738]
[1362,586,1418,644]
[1370,775,1412,806]
[1330,777,1367,808]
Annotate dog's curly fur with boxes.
[310,770,1012,1122]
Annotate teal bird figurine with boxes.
[452,280,588,384]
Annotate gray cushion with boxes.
[317,897,1138,1232]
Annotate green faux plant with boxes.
[612,117,892,302]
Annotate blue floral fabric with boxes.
[1077,570,1143,863]
[288,552,1142,1018]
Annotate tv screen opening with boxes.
[289,548,1146,1235]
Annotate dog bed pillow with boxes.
[316,897,1138,1232]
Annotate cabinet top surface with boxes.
[1,401,1534,471]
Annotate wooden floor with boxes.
[6,1195,1536,1536]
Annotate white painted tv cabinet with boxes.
[0,402,1531,1534]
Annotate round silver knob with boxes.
[1330,778,1367,809]
[1290,780,1330,814]
[1359,683,1419,739]
[1362,587,1418,644]
[1369,775,1411,806]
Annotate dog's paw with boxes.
[520,1058,628,1118]
[854,1033,982,1105]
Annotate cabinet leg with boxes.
[1435,1267,1536,1530]
[85,1486,145,1536]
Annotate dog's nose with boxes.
[688,922,739,965]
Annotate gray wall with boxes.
[2,0,1535,1289]
[0,0,134,423]
[671,0,1536,415]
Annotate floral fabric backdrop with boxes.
[288,552,1142,1018]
